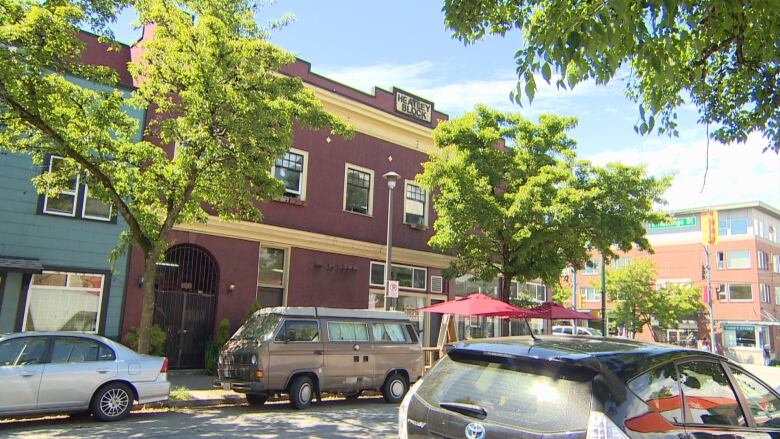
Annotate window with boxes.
[581,287,600,302]
[775,287,780,305]
[257,246,286,308]
[50,337,115,363]
[758,251,770,270]
[42,156,112,221]
[719,217,748,236]
[610,257,631,269]
[726,250,751,269]
[327,322,369,342]
[515,282,546,302]
[728,283,753,301]
[678,361,746,426]
[724,325,758,347]
[730,368,780,428]
[344,165,373,215]
[404,181,427,226]
[760,284,771,304]
[0,337,48,366]
[23,271,105,333]
[369,262,426,291]
[716,251,725,270]
[717,284,727,301]
[274,150,307,199]
[582,260,600,275]
[274,320,319,342]
[770,226,777,243]
[627,363,682,424]
[774,255,780,274]
[656,279,692,289]
[371,323,408,342]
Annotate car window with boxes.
[0,337,48,366]
[678,361,746,427]
[628,363,683,423]
[577,328,591,336]
[405,324,419,343]
[274,320,319,342]
[416,354,593,433]
[729,367,780,428]
[327,322,369,342]
[371,323,408,342]
[51,337,115,363]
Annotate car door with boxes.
[322,321,370,391]
[0,336,49,413]
[678,359,771,438]
[267,319,323,391]
[37,336,118,410]
[726,366,780,435]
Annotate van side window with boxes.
[371,323,408,343]
[274,320,319,342]
[405,324,419,343]
[327,322,369,342]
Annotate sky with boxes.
[110,1,780,211]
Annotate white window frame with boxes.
[80,185,113,221]
[757,250,769,271]
[42,156,80,217]
[727,283,753,302]
[716,251,725,270]
[726,250,751,269]
[22,271,106,333]
[273,148,308,201]
[775,287,780,306]
[343,163,374,216]
[369,261,427,291]
[257,244,290,306]
[760,284,771,303]
[582,260,600,275]
[403,180,428,227]
[582,287,601,302]
[773,255,780,274]
[769,226,777,243]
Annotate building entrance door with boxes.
[153,244,218,369]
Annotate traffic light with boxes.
[701,210,719,245]
[701,264,706,280]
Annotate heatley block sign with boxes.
[395,89,433,124]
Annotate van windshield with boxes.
[234,313,281,340]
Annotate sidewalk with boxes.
[140,370,246,409]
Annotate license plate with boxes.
[222,382,232,390]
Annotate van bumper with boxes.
[213,378,265,394]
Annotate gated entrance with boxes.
[153,244,218,369]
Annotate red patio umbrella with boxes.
[417,292,529,317]
[505,301,596,320]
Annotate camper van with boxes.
[216,307,423,409]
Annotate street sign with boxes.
[388,281,400,298]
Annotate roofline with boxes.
[666,201,780,218]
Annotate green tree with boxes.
[418,105,670,333]
[0,0,350,353]
[442,1,780,153]
[607,258,701,339]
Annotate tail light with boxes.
[586,411,629,439]
[160,357,169,374]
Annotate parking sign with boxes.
[388,280,399,298]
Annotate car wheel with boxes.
[245,393,268,406]
[288,376,315,410]
[382,373,408,403]
[344,390,361,400]
[91,382,133,422]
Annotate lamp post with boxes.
[383,171,401,311]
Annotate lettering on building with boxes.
[394,89,433,124]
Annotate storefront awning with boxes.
[719,320,780,327]
[0,256,44,274]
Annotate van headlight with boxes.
[398,379,423,439]
[251,354,257,365]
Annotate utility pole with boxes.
[703,209,718,353]
[704,245,716,353]
[601,257,607,336]
[571,267,578,335]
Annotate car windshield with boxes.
[233,313,281,340]
[417,353,593,432]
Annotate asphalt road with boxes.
[0,397,399,438]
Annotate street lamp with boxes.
[383,171,401,311]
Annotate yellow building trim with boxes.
[174,216,454,269]
[307,85,438,154]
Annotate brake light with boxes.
[160,357,169,373]
[586,411,629,439]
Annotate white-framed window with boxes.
[610,257,632,269]
[776,287,780,305]
[257,245,287,307]
[656,279,693,289]
[369,261,426,291]
[719,217,748,236]
[726,250,751,269]
[717,284,727,301]
[582,260,600,275]
[273,149,308,200]
[42,156,80,217]
[582,287,601,302]
[769,226,777,243]
[23,271,105,333]
[343,164,374,215]
[758,251,770,271]
[760,284,771,303]
[716,251,725,270]
[81,185,112,221]
[773,255,780,274]
[727,283,753,301]
[513,282,546,302]
[403,180,427,226]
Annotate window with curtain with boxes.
[371,323,408,342]
[327,322,369,341]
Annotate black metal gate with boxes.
[153,244,218,369]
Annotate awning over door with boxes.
[0,256,44,274]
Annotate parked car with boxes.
[552,325,601,336]
[399,335,780,438]
[216,307,423,409]
[0,332,169,421]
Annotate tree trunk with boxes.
[137,251,159,355]
[500,274,513,337]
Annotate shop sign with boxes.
[648,216,697,230]
[395,89,432,124]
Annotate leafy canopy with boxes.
[607,258,702,338]
[418,104,671,299]
[442,0,780,153]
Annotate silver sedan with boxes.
[0,332,170,421]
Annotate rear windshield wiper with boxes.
[439,402,488,420]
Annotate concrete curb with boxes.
[136,395,246,410]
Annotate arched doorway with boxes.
[153,244,218,369]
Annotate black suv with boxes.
[399,336,780,438]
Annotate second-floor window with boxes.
[344,165,373,215]
[582,260,600,275]
[726,250,751,269]
[42,156,112,222]
[404,181,427,226]
[274,150,307,200]
[582,287,600,302]
[758,251,770,271]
